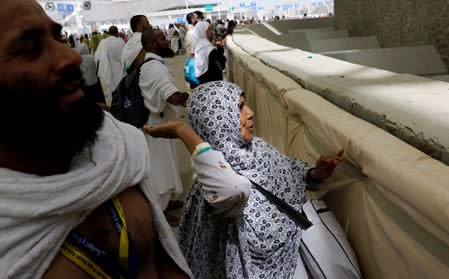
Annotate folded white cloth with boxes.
[0,112,192,279]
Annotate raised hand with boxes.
[143,121,187,139]
[143,122,203,153]
[308,149,344,182]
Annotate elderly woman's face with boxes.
[239,96,255,142]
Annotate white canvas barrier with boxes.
[226,35,449,279]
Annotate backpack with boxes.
[184,56,200,86]
[110,58,154,128]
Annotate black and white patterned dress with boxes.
[179,81,311,279]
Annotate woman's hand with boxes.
[143,121,204,153]
[143,121,188,139]
[308,149,344,182]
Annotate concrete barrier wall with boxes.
[268,17,335,34]
[324,45,448,76]
[226,35,449,278]
[308,36,380,52]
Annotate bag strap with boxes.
[129,57,155,87]
[138,57,155,69]
[249,180,313,230]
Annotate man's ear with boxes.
[151,41,158,48]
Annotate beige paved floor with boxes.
[164,54,194,236]
[165,54,195,200]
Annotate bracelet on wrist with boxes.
[193,142,212,157]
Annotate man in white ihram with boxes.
[139,28,190,210]
[122,15,152,74]
[0,1,192,277]
[94,25,125,106]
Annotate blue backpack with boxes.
[184,56,200,86]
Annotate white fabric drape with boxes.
[121,32,142,71]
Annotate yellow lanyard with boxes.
[112,197,130,273]
[60,197,131,279]
[60,242,112,279]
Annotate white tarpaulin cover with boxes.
[227,35,449,279]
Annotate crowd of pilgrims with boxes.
[0,0,350,279]
[64,12,236,108]
[5,5,344,277]
[59,11,343,279]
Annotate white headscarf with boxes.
[193,22,215,77]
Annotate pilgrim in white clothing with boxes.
[121,32,143,72]
[167,24,180,54]
[77,44,97,87]
[139,52,184,210]
[94,36,125,105]
[0,113,193,278]
[192,22,216,78]
[184,27,195,55]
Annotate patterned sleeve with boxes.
[192,150,251,217]
[291,158,313,184]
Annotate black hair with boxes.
[108,25,118,36]
[194,10,204,20]
[186,12,194,24]
[68,34,75,48]
[141,28,157,48]
[130,15,145,32]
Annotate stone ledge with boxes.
[232,33,449,164]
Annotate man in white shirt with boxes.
[122,15,152,74]
[94,26,125,106]
[184,12,199,55]
[139,29,189,210]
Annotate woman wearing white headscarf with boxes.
[192,22,226,87]
[77,44,106,104]
[144,81,344,278]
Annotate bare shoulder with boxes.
[43,187,157,279]
[43,186,188,279]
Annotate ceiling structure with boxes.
[38,0,207,24]
[38,0,334,32]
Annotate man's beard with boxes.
[0,68,104,161]
[158,46,175,58]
